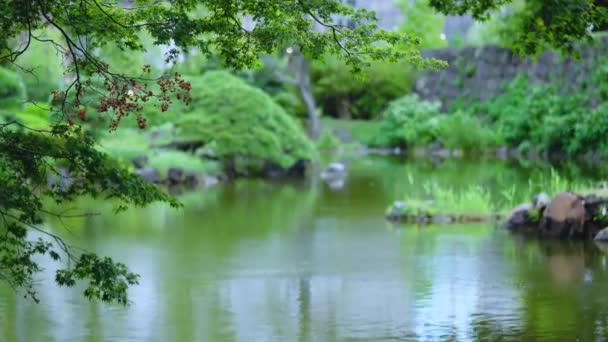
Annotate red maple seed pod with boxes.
[137,116,147,129]
[77,108,87,121]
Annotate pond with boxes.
[2,156,608,341]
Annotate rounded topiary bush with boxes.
[174,70,316,176]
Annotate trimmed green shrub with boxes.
[174,71,316,175]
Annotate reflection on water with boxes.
[2,156,608,341]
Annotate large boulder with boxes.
[167,167,185,185]
[502,203,534,231]
[539,192,586,239]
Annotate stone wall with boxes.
[413,38,608,111]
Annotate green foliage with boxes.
[0,124,178,303]
[0,67,26,110]
[464,0,526,47]
[372,94,442,147]
[311,56,415,120]
[174,71,316,175]
[396,0,447,49]
[395,179,496,216]
[0,103,53,130]
[430,0,608,56]
[423,182,495,215]
[372,95,502,152]
[476,75,598,155]
[570,103,608,155]
[435,110,503,151]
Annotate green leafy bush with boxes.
[569,103,608,156]
[435,110,503,151]
[476,75,593,155]
[372,95,502,152]
[311,56,414,120]
[371,94,442,147]
[173,71,316,175]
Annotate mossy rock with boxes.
[174,70,316,176]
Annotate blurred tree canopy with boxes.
[430,0,608,56]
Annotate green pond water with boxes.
[3,156,608,341]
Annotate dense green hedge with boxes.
[371,94,501,152]
[174,71,316,174]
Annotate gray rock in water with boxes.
[532,192,551,210]
[327,178,346,190]
[135,167,161,184]
[184,171,200,185]
[386,201,408,221]
[393,201,407,211]
[167,167,185,184]
[502,203,533,230]
[594,227,608,241]
[539,192,586,238]
[321,162,346,180]
[202,175,220,187]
